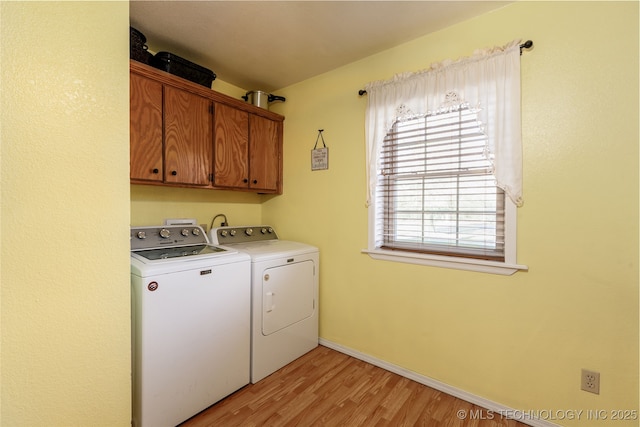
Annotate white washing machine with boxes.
[130,225,251,427]
[210,225,319,383]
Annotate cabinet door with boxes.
[214,103,249,188]
[164,86,213,186]
[130,73,163,182]
[249,115,281,192]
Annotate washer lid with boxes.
[130,247,250,276]
[132,244,229,261]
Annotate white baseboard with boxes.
[319,338,561,427]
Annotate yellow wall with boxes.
[1,2,131,426]
[130,185,265,227]
[266,1,639,425]
[4,1,634,427]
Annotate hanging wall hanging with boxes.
[311,129,329,171]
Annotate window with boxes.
[363,40,527,275]
[379,107,505,261]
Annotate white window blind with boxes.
[378,108,505,261]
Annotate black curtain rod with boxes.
[358,40,533,96]
[520,39,534,52]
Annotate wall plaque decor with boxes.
[311,129,329,171]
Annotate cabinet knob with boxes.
[243,178,248,183]
[253,180,258,184]
[171,170,177,176]
[152,168,159,174]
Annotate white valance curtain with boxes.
[364,39,523,207]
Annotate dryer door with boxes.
[262,260,315,335]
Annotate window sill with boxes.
[362,248,528,276]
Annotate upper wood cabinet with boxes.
[130,72,163,182]
[129,60,284,194]
[213,103,283,192]
[213,103,249,188]
[164,86,213,186]
[249,114,282,192]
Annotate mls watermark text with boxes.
[456,408,638,422]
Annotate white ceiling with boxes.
[130,1,510,92]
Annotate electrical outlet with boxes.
[581,369,600,394]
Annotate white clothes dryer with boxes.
[210,225,319,383]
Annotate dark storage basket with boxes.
[130,27,151,64]
[151,52,216,88]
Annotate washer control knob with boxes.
[192,228,200,236]
[230,229,237,236]
[159,228,171,239]
[181,229,189,237]
[267,227,274,234]
[245,228,253,236]
[220,230,228,237]
[261,228,268,234]
[136,231,147,239]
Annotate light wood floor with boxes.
[180,345,529,427]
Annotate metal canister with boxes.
[242,91,286,110]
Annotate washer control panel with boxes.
[210,225,278,245]
[131,225,208,251]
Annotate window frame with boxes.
[364,108,527,276]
